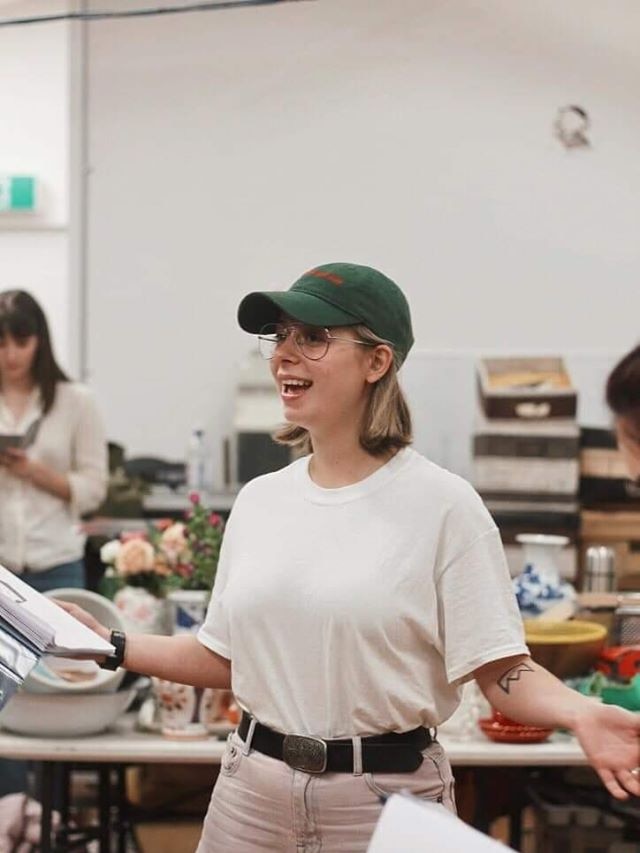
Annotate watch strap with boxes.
[100,629,126,671]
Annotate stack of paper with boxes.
[367,794,516,853]
[0,565,114,710]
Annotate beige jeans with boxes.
[196,729,456,853]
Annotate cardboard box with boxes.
[135,821,203,853]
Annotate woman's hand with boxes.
[476,654,640,800]
[0,448,34,480]
[53,599,112,643]
[0,448,71,501]
[572,702,640,800]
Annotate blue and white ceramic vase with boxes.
[513,534,576,617]
[166,589,211,634]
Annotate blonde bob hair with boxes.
[272,324,412,456]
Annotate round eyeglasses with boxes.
[257,323,377,361]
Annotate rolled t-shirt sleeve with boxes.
[197,510,235,660]
[436,498,528,685]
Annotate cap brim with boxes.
[238,291,360,333]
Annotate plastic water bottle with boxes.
[186,427,207,493]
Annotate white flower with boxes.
[100,539,122,564]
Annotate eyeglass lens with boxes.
[257,324,330,360]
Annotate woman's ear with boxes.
[365,345,394,384]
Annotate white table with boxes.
[0,715,586,766]
[0,718,587,852]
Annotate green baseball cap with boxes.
[237,262,414,365]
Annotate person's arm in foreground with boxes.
[57,600,231,690]
[475,654,640,800]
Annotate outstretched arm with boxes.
[57,600,231,690]
[122,632,231,689]
[474,654,640,800]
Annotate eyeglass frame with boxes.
[256,322,388,362]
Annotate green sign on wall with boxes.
[0,176,36,212]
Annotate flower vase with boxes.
[113,586,168,634]
[150,679,236,738]
[513,534,575,617]
[166,589,211,635]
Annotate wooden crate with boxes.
[477,356,576,420]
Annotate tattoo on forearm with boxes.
[497,662,534,694]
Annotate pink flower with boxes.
[153,518,174,532]
[209,513,222,527]
[159,522,189,564]
[116,538,155,575]
[176,564,194,578]
[189,492,201,505]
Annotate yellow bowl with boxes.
[524,619,607,679]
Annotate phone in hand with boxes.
[0,435,23,452]
[0,418,41,452]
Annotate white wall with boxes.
[84,0,640,479]
[0,1,75,370]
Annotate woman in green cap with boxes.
[62,263,640,852]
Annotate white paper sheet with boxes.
[367,794,516,853]
[0,565,114,656]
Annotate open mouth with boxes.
[281,379,313,399]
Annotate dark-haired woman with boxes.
[0,290,108,795]
[606,342,640,482]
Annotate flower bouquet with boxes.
[99,493,224,632]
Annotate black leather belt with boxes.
[237,712,432,774]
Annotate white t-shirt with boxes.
[198,447,527,738]
[0,382,108,572]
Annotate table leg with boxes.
[60,763,71,830]
[115,764,129,853]
[40,761,55,853]
[508,801,523,851]
[98,766,112,852]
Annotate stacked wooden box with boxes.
[580,427,640,591]
[472,357,581,578]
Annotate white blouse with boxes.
[0,382,108,572]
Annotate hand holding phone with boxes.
[0,447,32,479]
[0,435,23,452]
[0,418,41,452]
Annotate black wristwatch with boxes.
[101,629,126,671]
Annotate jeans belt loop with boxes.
[351,735,363,776]
[242,716,257,756]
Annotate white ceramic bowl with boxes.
[0,688,136,737]
[23,588,126,695]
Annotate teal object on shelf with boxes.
[601,674,640,712]
[0,175,36,212]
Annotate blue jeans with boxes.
[22,558,86,593]
[0,559,85,797]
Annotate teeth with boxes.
[283,379,311,388]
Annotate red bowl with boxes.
[479,717,553,744]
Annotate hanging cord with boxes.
[0,0,314,28]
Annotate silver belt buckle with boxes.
[283,734,328,773]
